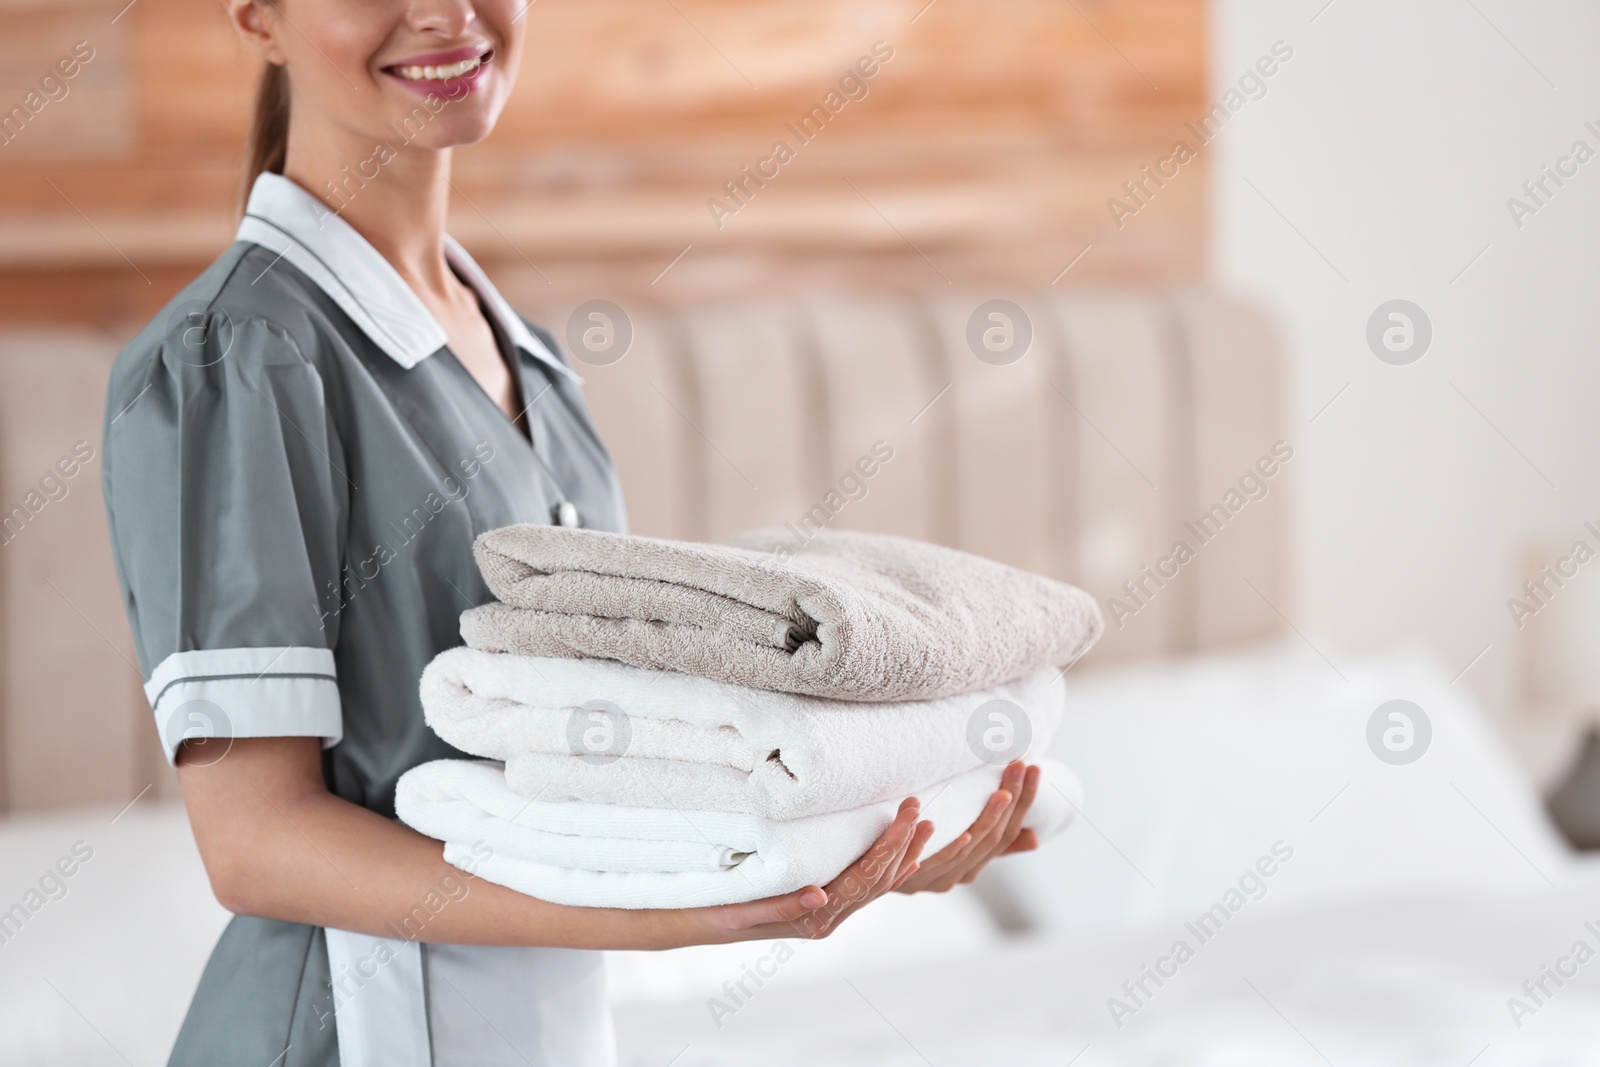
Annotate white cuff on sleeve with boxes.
[145,646,342,765]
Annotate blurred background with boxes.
[5,0,1600,1063]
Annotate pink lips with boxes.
[380,45,494,98]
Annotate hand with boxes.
[893,760,1040,894]
[685,798,934,944]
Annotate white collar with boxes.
[235,172,578,382]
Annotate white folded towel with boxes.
[420,648,1065,820]
[395,758,1081,909]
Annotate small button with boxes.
[553,501,580,528]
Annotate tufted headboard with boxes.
[0,289,1287,813]
[573,289,1290,664]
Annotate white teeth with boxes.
[393,55,483,81]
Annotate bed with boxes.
[2,642,1585,1065]
[605,639,1593,1064]
[610,881,1600,1066]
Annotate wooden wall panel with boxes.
[0,0,1207,328]
[0,332,152,814]
[0,0,132,162]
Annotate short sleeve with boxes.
[104,311,347,765]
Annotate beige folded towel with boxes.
[460,525,1103,701]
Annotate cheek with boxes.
[478,3,523,91]
[287,5,397,107]
[478,0,524,55]
[318,0,402,69]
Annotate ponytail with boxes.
[243,61,290,207]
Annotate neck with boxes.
[280,115,458,296]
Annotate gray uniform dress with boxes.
[102,172,626,1067]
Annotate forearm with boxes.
[180,739,702,951]
[179,736,934,952]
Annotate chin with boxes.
[413,113,501,149]
[371,90,505,150]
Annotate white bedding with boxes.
[991,640,1574,934]
[0,800,230,1067]
[610,874,1600,1065]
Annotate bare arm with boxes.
[178,736,930,951]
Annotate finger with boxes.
[959,776,1021,863]
[909,785,1018,893]
[887,821,931,887]
[799,801,920,936]
[836,797,919,891]
[993,763,1040,852]
[890,861,921,891]
[838,809,919,908]
[915,831,972,876]
[841,804,924,902]
[947,775,1022,882]
[891,819,935,885]
[891,828,968,894]
[1002,828,1039,854]
[712,800,926,939]
[942,798,1007,878]
[986,761,1029,832]
[890,824,934,892]
[707,883,829,934]
[852,798,921,879]
[922,765,1022,876]
[961,785,1016,854]
[953,767,1031,887]
[812,848,906,935]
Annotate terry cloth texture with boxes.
[460,525,1104,702]
[421,649,1064,820]
[395,758,1081,909]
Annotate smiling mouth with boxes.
[383,49,492,84]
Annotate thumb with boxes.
[713,884,828,932]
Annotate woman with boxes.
[101,1,1044,1064]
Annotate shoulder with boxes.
[108,242,326,406]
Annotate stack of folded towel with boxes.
[396,525,1104,909]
